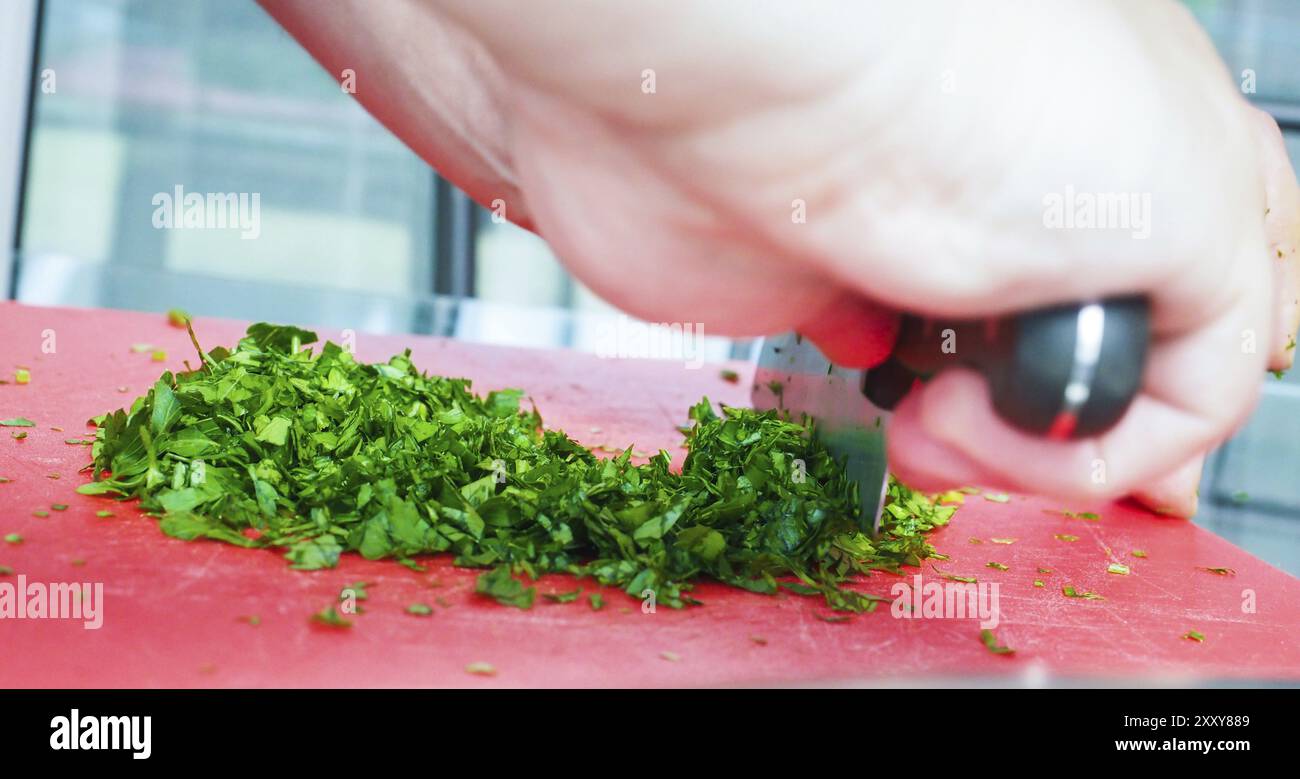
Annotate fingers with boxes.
[799,295,899,369]
[1131,454,1204,518]
[886,249,1268,502]
[1252,109,1300,371]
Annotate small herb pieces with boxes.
[983,493,1010,503]
[0,418,35,427]
[543,589,582,604]
[475,566,536,609]
[986,562,1010,571]
[310,606,352,629]
[1054,534,1080,543]
[1182,630,1205,643]
[4,533,22,544]
[1062,584,1105,600]
[406,603,433,617]
[1107,563,1130,575]
[15,369,30,385]
[980,628,1015,655]
[1198,567,1236,576]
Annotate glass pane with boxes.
[1185,0,1300,105]
[20,0,435,302]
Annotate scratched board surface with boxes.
[0,302,1298,687]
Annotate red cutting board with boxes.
[1,302,1298,687]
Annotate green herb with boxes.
[983,493,1010,503]
[1037,567,1052,574]
[1054,534,1079,543]
[935,569,977,584]
[131,344,155,354]
[1033,579,1044,588]
[719,369,740,383]
[95,510,114,518]
[589,593,606,611]
[979,628,1014,655]
[1062,584,1104,600]
[1131,550,1147,559]
[465,662,496,676]
[51,504,68,512]
[986,561,1009,571]
[406,603,433,617]
[15,369,30,385]
[310,606,352,628]
[150,350,167,362]
[0,418,34,427]
[1043,509,1100,521]
[32,510,49,518]
[1198,567,1235,576]
[990,538,1017,545]
[75,322,958,613]
[0,565,13,576]
[475,566,536,609]
[4,533,22,544]
[815,613,851,623]
[11,431,27,440]
[1107,563,1130,575]
[1182,630,1205,643]
[167,308,192,327]
[543,589,583,604]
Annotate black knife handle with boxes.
[863,297,1150,439]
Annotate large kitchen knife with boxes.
[752,297,1150,533]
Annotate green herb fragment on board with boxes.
[310,606,352,629]
[589,593,606,611]
[1131,550,1147,559]
[983,493,1010,503]
[1182,630,1205,643]
[1198,567,1235,576]
[1062,584,1105,600]
[15,369,30,385]
[0,418,34,427]
[1107,563,1130,576]
[406,603,433,617]
[4,533,22,544]
[543,589,582,604]
[980,628,1015,655]
[1054,534,1080,543]
[986,562,1009,571]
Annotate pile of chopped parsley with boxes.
[77,323,955,612]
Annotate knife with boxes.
[752,297,1150,533]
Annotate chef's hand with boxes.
[262,0,1300,516]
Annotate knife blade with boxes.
[752,297,1150,535]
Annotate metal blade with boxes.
[751,333,890,533]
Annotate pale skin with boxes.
[262,0,1300,517]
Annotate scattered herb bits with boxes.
[979,628,1015,655]
[1182,630,1205,643]
[1107,563,1130,576]
[986,562,1009,571]
[1198,567,1235,576]
[4,533,22,544]
[310,606,352,629]
[1061,584,1105,601]
[15,369,30,385]
[406,603,434,617]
